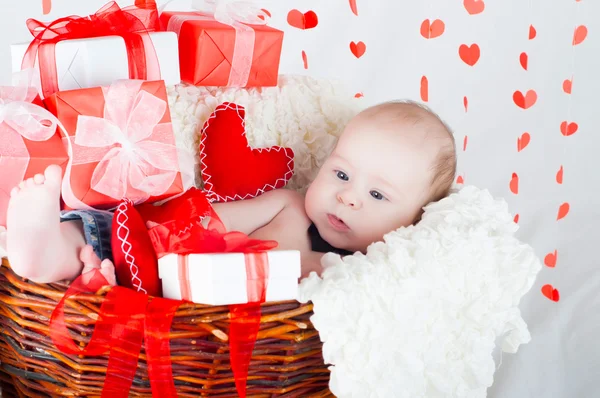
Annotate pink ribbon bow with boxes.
[69,80,180,203]
[0,85,63,226]
[165,0,270,87]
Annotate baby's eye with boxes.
[336,171,349,181]
[370,190,385,200]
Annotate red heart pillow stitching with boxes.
[199,102,294,202]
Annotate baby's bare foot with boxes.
[80,245,116,286]
[0,226,7,259]
[6,165,86,283]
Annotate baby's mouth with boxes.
[327,214,350,232]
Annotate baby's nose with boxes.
[337,191,362,209]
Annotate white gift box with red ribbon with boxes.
[11,32,180,98]
[158,250,301,305]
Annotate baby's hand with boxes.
[79,245,117,286]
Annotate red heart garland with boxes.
[200,102,294,202]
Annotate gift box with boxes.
[44,79,188,210]
[158,250,301,305]
[11,32,180,99]
[160,7,283,87]
[0,85,69,226]
[11,1,180,99]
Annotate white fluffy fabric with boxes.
[298,186,542,398]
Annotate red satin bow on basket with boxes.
[50,188,277,398]
[21,1,161,98]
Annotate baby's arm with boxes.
[211,189,303,235]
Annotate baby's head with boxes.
[305,100,456,253]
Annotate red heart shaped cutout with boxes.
[513,90,537,109]
[200,102,294,202]
[350,41,366,58]
[541,284,560,302]
[560,121,578,136]
[287,9,318,30]
[459,43,480,66]
[517,132,530,152]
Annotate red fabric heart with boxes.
[200,102,294,202]
[111,199,161,297]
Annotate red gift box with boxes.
[0,86,68,226]
[160,7,283,87]
[44,79,188,210]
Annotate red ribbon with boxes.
[22,1,161,98]
[50,188,277,397]
[50,269,183,398]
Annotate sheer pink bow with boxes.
[71,80,180,203]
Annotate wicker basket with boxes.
[0,259,331,397]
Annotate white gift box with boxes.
[158,250,301,305]
[11,32,180,98]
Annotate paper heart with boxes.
[544,250,557,268]
[463,96,468,112]
[560,121,578,136]
[557,202,570,220]
[349,0,358,16]
[456,175,464,184]
[420,19,445,39]
[529,25,537,40]
[563,79,572,94]
[517,132,531,152]
[200,102,294,202]
[302,50,308,69]
[513,90,537,109]
[556,165,564,184]
[513,214,519,224]
[463,136,468,151]
[350,41,366,58]
[287,9,318,29]
[541,284,560,302]
[464,0,485,15]
[510,173,519,194]
[42,0,51,14]
[459,44,480,66]
[520,52,528,70]
[573,25,588,45]
[354,92,364,98]
[420,75,429,102]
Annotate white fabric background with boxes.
[0,0,598,397]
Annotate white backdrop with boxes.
[1,1,599,397]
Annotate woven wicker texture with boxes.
[0,259,331,397]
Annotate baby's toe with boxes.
[25,178,37,189]
[33,174,45,185]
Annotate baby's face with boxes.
[305,114,439,253]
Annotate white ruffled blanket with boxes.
[298,186,542,397]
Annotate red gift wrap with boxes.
[44,79,187,210]
[160,5,283,87]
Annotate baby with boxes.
[5,100,456,284]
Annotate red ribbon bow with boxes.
[22,1,161,98]
[50,188,277,397]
